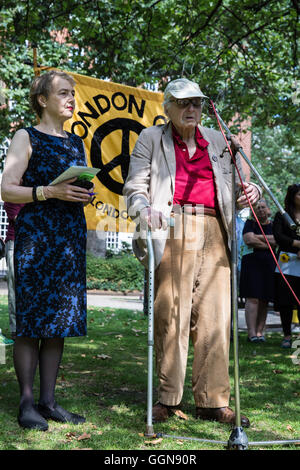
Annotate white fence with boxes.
[0,202,8,276]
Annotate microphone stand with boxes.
[227,161,249,449]
[213,109,296,231]
[213,106,299,450]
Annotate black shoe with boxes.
[18,405,49,431]
[37,402,86,424]
[257,335,266,342]
[247,336,259,343]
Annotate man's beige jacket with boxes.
[123,121,253,269]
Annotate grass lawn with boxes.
[0,294,300,451]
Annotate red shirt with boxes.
[172,126,218,209]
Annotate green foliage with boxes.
[251,125,300,212]
[0,0,299,199]
[0,0,299,141]
[86,252,144,292]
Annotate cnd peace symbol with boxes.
[90,118,145,195]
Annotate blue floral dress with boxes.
[14,127,87,338]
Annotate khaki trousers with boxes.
[154,213,231,408]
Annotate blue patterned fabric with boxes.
[14,127,87,338]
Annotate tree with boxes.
[250,124,300,210]
[0,0,299,175]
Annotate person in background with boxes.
[236,211,246,307]
[239,199,276,342]
[1,70,93,431]
[273,184,300,348]
[0,236,14,344]
[4,202,25,340]
[123,78,261,427]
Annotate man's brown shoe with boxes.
[151,402,176,423]
[196,406,250,428]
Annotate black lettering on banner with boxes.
[128,95,145,118]
[104,204,112,216]
[72,93,160,141]
[78,102,100,127]
[111,92,127,111]
[90,117,145,195]
[112,208,119,218]
[95,201,104,210]
[153,114,167,126]
[111,92,145,117]
[89,196,97,206]
[71,93,165,200]
[93,94,111,114]
[89,199,128,220]
[71,121,88,139]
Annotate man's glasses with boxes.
[171,97,204,108]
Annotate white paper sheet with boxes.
[50,166,101,185]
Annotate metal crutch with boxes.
[145,225,156,437]
[144,217,175,437]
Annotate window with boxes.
[0,202,8,240]
[106,231,120,251]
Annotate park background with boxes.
[0,0,299,451]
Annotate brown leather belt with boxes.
[172,206,219,217]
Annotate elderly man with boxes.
[123,78,260,427]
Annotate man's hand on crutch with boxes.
[140,206,168,231]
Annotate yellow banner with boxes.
[62,71,166,232]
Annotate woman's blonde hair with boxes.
[29,70,75,118]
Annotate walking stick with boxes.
[145,226,156,437]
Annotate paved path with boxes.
[87,291,144,312]
[87,294,283,332]
[0,281,284,333]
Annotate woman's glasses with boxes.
[171,97,204,108]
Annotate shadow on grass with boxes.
[0,301,300,450]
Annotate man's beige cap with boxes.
[164,78,208,101]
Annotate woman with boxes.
[1,70,92,430]
[239,199,276,342]
[273,184,300,348]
